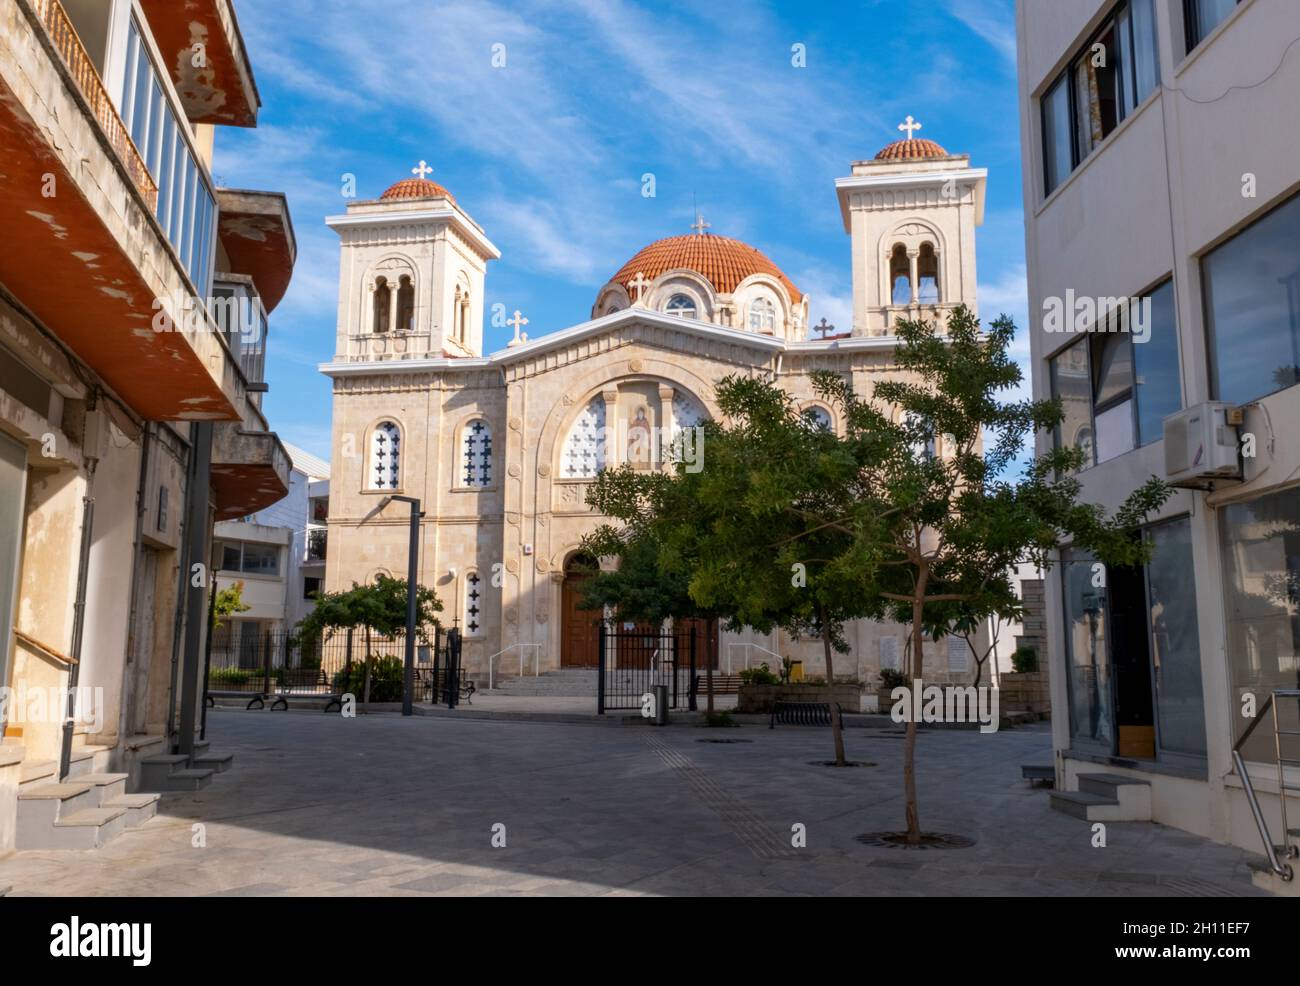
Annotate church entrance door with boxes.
[561,554,602,667]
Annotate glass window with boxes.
[748,297,776,332]
[1133,280,1181,445]
[1186,0,1241,52]
[1145,517,1207,757]
[1203,191,1300,405]
[665,294,696,319]
[1042,75,1073,194]
[239,542,280,577]
[220,542,241,573]
[461,419,492,488]
[1041,0,1159,195]
[1063,548,1113,749]
[1050,338,1094,469]
[1220,487,1300,752]
[1091,329,1134,407]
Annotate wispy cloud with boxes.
[943,0,1018,66]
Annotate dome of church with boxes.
[610,232,800,300]
[874,137,950,161]
[380,177,456,202]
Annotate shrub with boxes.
[209,667,251,686]
[738,663,780,686]
[1011,646,1039,674]
[879,667,909,690]
[331,654,405,702]
[704,711,735,728]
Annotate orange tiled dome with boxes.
[380,177,456,202]
[874,137,950,161]
[611,232,800,301]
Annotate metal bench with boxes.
[770,700,840,728]
[205,690,268,710]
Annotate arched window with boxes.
[370,421,401,490]
[903,410,936,460]
[803,405,833,432]
[461,418,492,487]
[889,245,911,305]
[463,570,484,637]
[396,275,415,332]
[917,243,939,303]
[748,297,776,332]
[665,294,696,319]
[373,277,391,333]
[560,397,607,478]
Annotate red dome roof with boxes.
[380,177,456,202]
[874,137,951,161]
[611,232,800,300]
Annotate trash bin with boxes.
[653,684,669,726]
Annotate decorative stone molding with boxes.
[507,463,521,478]
[506,559,519,574]
[508,416,522,431]
[537,463,551,477]
[628,358,644,372]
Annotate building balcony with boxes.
[0,0,244,421]
[211,423,291,521]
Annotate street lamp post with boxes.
[387,495,423,716]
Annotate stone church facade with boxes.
[319,129,989,686]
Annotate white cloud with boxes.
[944,0,1018,66]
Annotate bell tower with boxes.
[326,161,500,362]
[835,118,986,336]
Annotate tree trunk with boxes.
[820,607,846,766]
[904,596,924,843]
[705,645,715,715]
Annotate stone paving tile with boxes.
[0,712,1270,897]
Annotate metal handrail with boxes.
[1231,689,1299,881]
[724,641,782,674]
[487,643,542,690]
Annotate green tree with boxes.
[797,305,1170,843]
[212,580,251,631]
[297,575,442,703]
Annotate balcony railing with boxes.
[306,529,327,563]
[29,0,157,211]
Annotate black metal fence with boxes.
[598,624,697,713]
[205,625,455,704]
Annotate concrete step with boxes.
[49,806,128,850]
[1050,773,1152,822]
[1248,855,1300,896]
[105,793,160,827]
[17,781,97,829]
[192,752,233,774]
[18,759,57,785]
[76,772,129,805]
[162,768,213,791]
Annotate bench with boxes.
[770,700,841,728]
[205,690,269,710]
[692,673,742,695]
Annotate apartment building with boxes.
[1016,0,1300,892]
[0,0,294,850]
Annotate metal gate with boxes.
[597,624,696,714]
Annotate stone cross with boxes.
[411,160,434,180]
[628,271,650,304]
[898,116,922,140]
[690,212,711,235]
[507,309,529,344]
[814,317,835,339]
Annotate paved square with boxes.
[0,712,1266,896]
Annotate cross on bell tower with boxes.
[898,115,922,140]
[411,159,434,180]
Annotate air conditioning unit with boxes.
[1163,402,1241,486]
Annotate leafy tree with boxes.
[297,575,442,703]
[212,580,251,631]
[795,305,1170,842]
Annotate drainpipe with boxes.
[58,394,100,781]
[121,422,152,739]
[164,427,194,744]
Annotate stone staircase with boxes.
[15,746,159,850]
[137,739,232,792]
[1050,772,1152,822]
[490,669,600,697]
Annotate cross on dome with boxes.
[507,309,529,345]
[898,116,922,139]
[628,271,651,304]
[411,160,434,180]
[690,212,711,235]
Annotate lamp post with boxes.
[386,495,423,716]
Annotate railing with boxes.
[487,643,542,690]
[1231,689,1299,881]
[28,0,157,211]
[306,529,327,562]
[724,641,783,674]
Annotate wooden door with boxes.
[561,568,601,667]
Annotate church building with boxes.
[318,124,988,685]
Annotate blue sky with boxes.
[214,0,1029,462]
